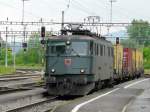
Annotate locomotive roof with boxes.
[48,35,111,43]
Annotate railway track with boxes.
[0,88,51,112]
[6,96,58,112]
[0,87,32,95]
[0,72,44,96]
[0,74,41,79]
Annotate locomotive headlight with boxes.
[51,69,55,73]
[66,40,71,45]
[80,69,85,73]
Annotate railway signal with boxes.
[41,26,45,38]
[116,37,119,44]
[22,42,27,52]
[41,26,46,45]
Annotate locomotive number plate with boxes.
[64,59,72,66]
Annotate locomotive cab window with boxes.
[50,42,66,54]
[49,41,88,56]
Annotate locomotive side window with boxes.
[111,47,113,57]
[94,43,97,55]
[94,44,96,55]
[97,44,99,56]
[99,45,101,56]
[108,47,110,56]
[90,41,93,55]
[103,45,105,56]
[100,45,103,56]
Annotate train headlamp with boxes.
[66,40,71,45]
[51,69,55,73]
[80,69,85,73]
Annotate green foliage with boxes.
[0,48,13,65]
[0,66,15,75]
[127,19,150,47]
[0,35,44,69]
[121,39,138,48]
[143,47,150,69]
[16,35,44,66]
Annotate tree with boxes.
[121,39,138,48]
[127,19,150,46]
[0,48,13,65]
[16,35,44,66]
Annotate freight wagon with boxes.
[123,48,133,79]
[113,44,123,82]
[135,49,144,77]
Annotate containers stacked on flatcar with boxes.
[113,44,123,82]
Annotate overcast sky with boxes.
[0,0,150,42]
[0,0,150,22]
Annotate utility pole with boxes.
[22,0,29,51]
[5,27,8,67]
[0,32,2,65]
[13,35,16,69]
[110,0,116,23]
[107,0,116,35]
[22,0,29,23]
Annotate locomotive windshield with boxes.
[48,41,88,56]
[71,42,88,56]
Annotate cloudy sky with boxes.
[0,0,149,22]
[0,0,150,42]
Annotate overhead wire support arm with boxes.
[0,31,55,35]
[0,21,147,27]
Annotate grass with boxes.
[0,64,43,75]
[144,69,150,74]
[16,64,43,70]
[0,66,16,75]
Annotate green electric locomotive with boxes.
[44,28,114,95]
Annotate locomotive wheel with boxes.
[97,81,103,89]
[94,80,102,90]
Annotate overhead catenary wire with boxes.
[0,1,42,20]
[73,0,98,15]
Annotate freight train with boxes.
[113,44,144,83]
[44,28,144,95]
